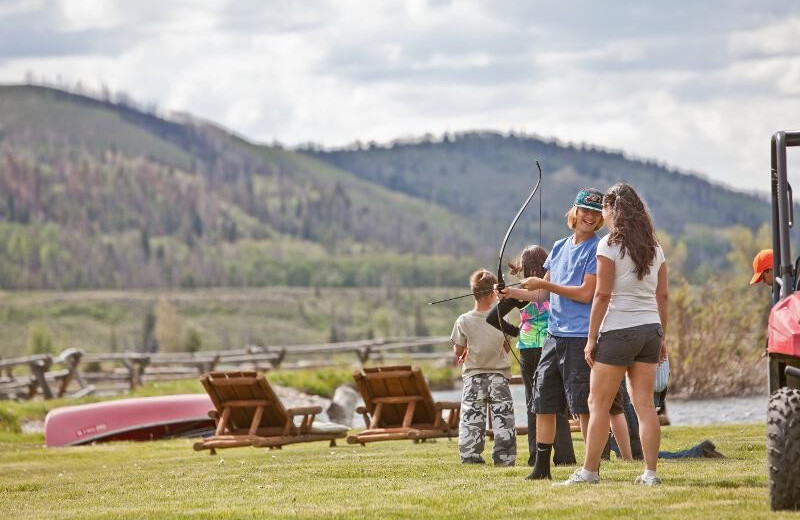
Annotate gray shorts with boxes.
[595,323,662,366]
[532,335,590,416]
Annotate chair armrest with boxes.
[285,406,322,435]
[286,405,323,416]
[435,401,461,410]
[356,405,368,414]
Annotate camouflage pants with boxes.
[459,373,516,466]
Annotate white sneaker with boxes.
[554,468,599,486]
[634,474,661,486]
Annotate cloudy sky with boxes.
[1,0,799,193]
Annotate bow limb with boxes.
[496,161,543,361]
[496,161,542,288]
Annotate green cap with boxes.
[574,188,603,212]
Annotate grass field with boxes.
[0,287,465,358]
[0,423,789,519]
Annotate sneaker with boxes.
[554,468,599,486]
[634,474,661,486]
[461,457,486,465]
[699,440,725,459]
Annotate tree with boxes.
[26,322,54,355]
[141,308,157,353]
[184,328,202,353]
[154,296,185,353]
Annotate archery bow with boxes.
[495,161,543,364]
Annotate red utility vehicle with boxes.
[766,130,800,510]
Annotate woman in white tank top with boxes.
[558,183,668,487]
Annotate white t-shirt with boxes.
[450,310,512,379]
[596,234,665,332]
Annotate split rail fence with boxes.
[0,336,453,401]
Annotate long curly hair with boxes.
[508,245,548,278]
[603,183,658,280]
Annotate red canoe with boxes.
[44,394,215,447]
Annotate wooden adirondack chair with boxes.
[193,371,347,454]
[347,365,460,445]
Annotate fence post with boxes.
[29,356,54,399]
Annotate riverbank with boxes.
[429,387,766,427]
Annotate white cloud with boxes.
[729,16,800,56]
[0,0,799,192]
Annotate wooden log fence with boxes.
[0,336,455,401]
[0,349,93,401]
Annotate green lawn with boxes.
[0,423,788,519]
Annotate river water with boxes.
[429,387,766,426]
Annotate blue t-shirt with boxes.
[543,234,599,337]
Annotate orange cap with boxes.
[750,249,774,285]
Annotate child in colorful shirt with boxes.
[487,245,576,467]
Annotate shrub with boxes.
[25,322,54,355]
[668,276,766,397]
[0,407,20,433]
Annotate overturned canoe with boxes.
[44,394,215,447]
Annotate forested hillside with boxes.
[0,85,476,289]
[0,84,775,290]
[307,132,772,276]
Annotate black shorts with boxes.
[595,323,662,366]
[532,335,590,415]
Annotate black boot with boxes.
[525,443,552,480]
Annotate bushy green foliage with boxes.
[25,322,53,355]
[184,328,201,353]
[0,407,20,433]
[154,296,184,353]
[665,224,771,397]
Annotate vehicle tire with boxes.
[768,387,800,510]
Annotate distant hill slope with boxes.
[0,85,773,289]
[0,85,476,289]
[306,132,771,273]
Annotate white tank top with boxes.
[596,234,665,332]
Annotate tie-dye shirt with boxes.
[517,301,549,349]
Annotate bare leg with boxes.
[537,413,556,443]
[610,413,632,461]
[578,413,589,441]
[627,362,659,471]
[583,363,627,472]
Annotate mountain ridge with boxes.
[0,84,772,289]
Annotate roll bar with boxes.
[771,130,800,304]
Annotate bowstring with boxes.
[497,161,543,367]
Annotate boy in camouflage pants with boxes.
[450,269,516,466]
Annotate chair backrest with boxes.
[353,365,437,428]
[200,371,288,432]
